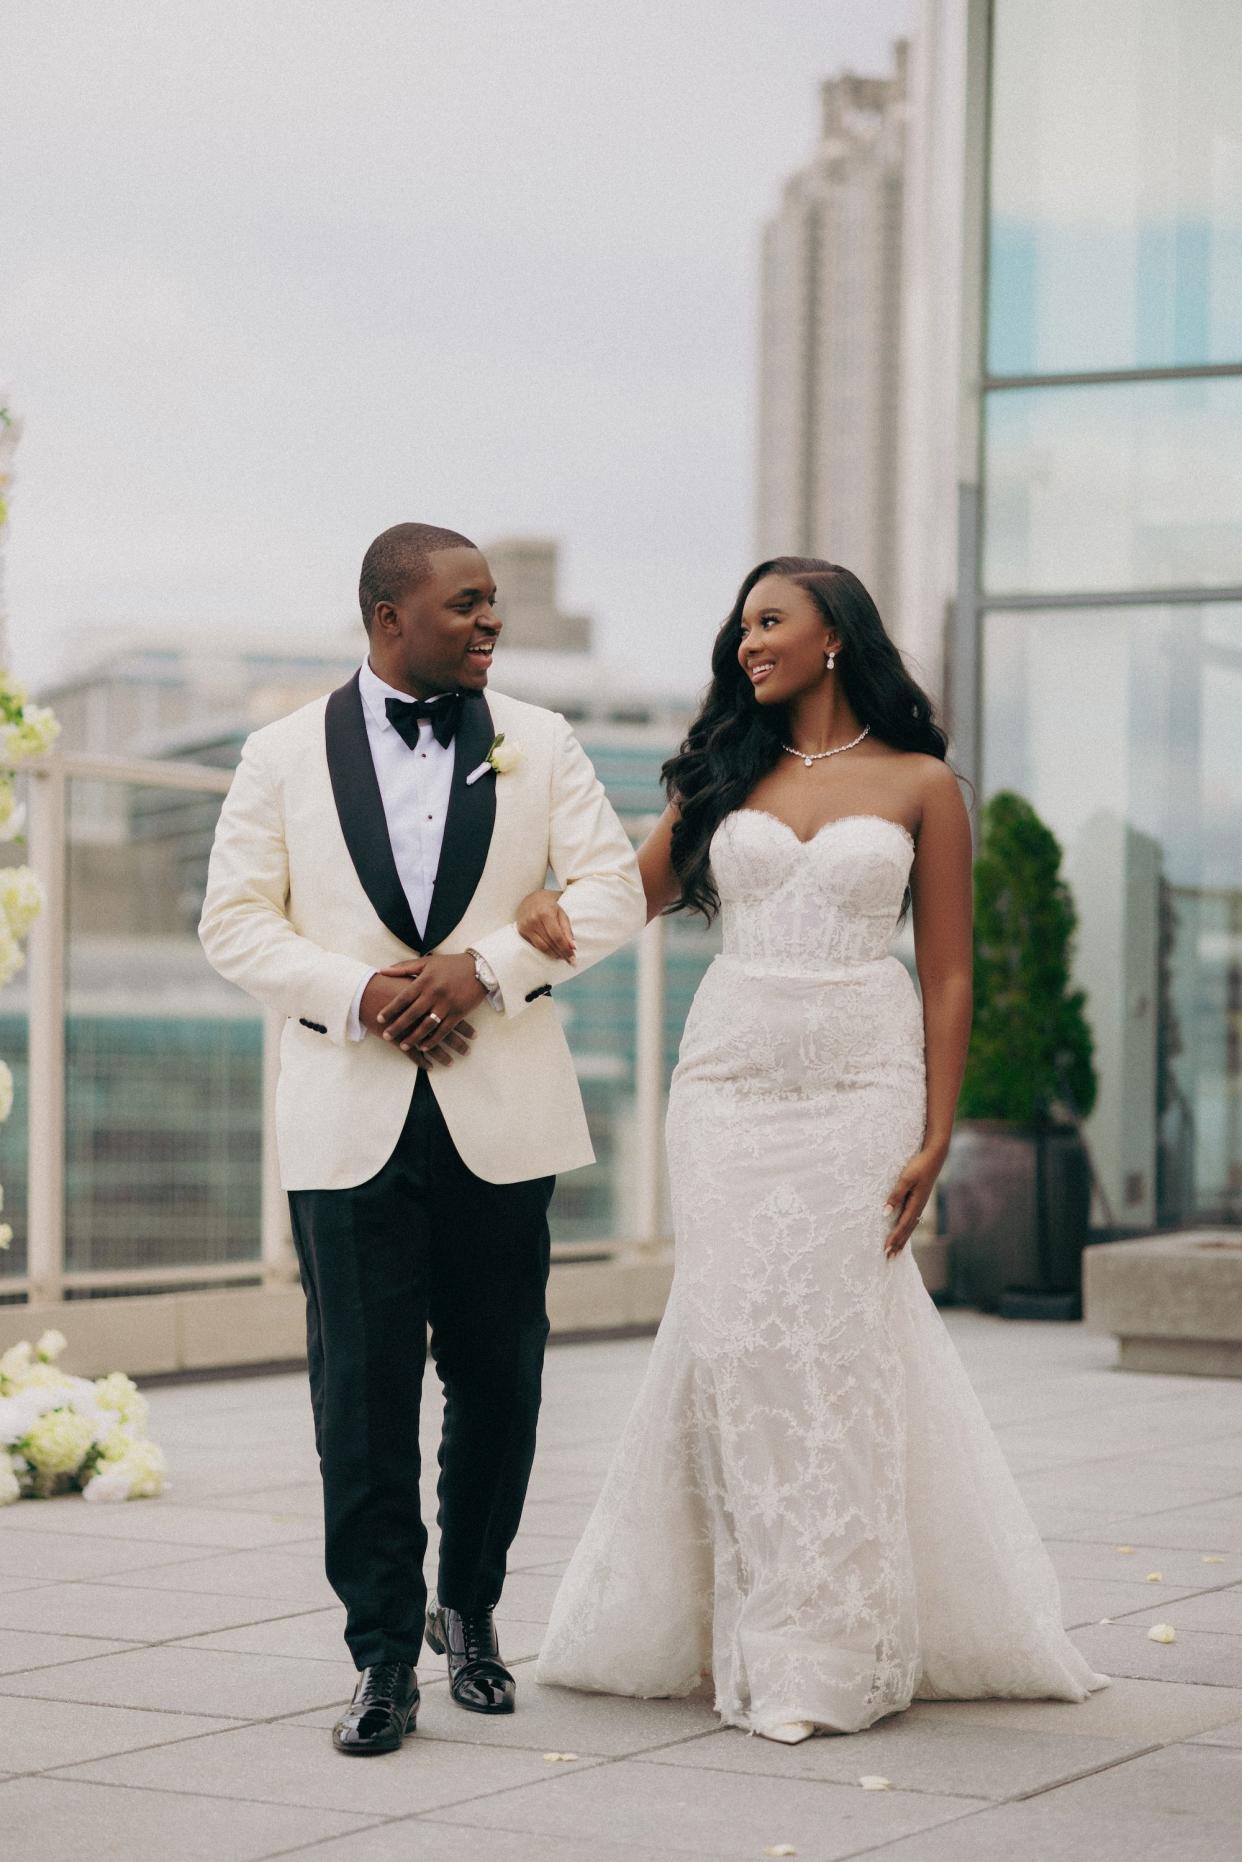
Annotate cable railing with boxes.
[2,752,692,1305]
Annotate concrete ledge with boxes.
[1084,1229,1242,1376]
[0,1252,676,1379]
[1,1231,950,1379]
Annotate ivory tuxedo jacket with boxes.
[198,675,646,1189]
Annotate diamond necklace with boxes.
[781,723,871,767]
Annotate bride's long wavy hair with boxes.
[661,557,949,922]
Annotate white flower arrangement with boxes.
[0,1331,166,1504]
[0,643,61,1253]
[466,732,523,786]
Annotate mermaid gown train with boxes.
[535,809,1109,1734]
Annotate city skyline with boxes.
[757,49,908,621]
[0,0,912,699]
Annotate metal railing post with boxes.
[26,759,67,1304]
[261,1006,296,1284]
[633,913,667,1250]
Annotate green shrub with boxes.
[958,790,1097,1125]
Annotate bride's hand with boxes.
[516,888,575,963]
[883,1145,946,1258]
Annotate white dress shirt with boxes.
[346,660,498,1039]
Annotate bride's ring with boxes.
[425,1012,442,1028]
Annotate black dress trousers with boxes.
[288,1069,554,1671]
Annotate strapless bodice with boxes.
[710,809,915,969]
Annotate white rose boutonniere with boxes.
[466,732,523,786]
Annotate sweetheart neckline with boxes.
[729,808,917,856]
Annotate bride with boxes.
[519,557,1108,1741]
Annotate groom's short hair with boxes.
[359,523,476,630]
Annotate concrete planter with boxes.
[1084,1230,1242,1375]
[941,1120,1092,1314]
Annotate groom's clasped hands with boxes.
[361,954,485,1065]
[361,886,576,1066]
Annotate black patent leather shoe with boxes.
[425,1599,516,1714]
[332,1660,420,1755]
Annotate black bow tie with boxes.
[384,691,468,751]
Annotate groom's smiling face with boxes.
[372,546,501,698]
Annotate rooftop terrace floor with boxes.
[1,1311,1241,1859]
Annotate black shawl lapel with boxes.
[324,672,424,953]
[422,692,497,952]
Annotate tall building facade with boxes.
[906,0,1242,1232]
[484,537,591,652]
[757,48,908,621]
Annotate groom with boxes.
[199,522,645,1755]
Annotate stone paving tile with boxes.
[505,1530,579,1569]
[1017,1461,1240,1517]
[275,1825,674,1862]
[0,1580,308,1643]
[6,1324,1242,1859]
[1006,1741,1242,1825]
[409,1679,719,1755]
[0,1497,318,1549]
[897,1677,1242,1741]
[0,1775,376,1862]
[0,1690,243,1770]
[0,1643,352,1719]
[0,1628,140,1675]
[1122,1586,1242,1635]
[641,1716,1151,1801]
[1082,1501,1242,1554]
[174,1606,352,1663]
[431,1753,988,1858]
[1057,1575,1210,1628]
[171,1480,325,1518]
[511,1498,596,1538]
[0,1526,222,1583]
[91,1545,339,1604]
[846,1797,1239,1861]
[495,1569,563,1621]
[1067,1622,1242,1688]
[1190,1717,1242,1747]
[1148,1440,1242,1473]
[173,1606,540,1673]
[52,1719,591,1818]
[1046,1538,1242,1586]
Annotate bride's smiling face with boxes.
[737,575,839,707]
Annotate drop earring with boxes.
[826,650,836,669]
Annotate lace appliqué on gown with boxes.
[536,811,1109,1733]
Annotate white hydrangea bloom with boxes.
[0,1338,32,1381]
[94,1371,148,1431]
[0,776,25,841]
[84,1439,166,1502]
[22,1406,96,1476]
[3,703,60,763]
[82,1464,131,1503]
[35,1328,67,1363]
[0,1455,20,1506]
[0,921,23,989]
[15,1361,70,1391]
[0,866,44,940]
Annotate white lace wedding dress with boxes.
[536,809,1109,1734]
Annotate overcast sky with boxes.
[1,0,911,696]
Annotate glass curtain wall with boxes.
[978,0,1242,1229]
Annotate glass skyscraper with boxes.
[950,0,1242,1231]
